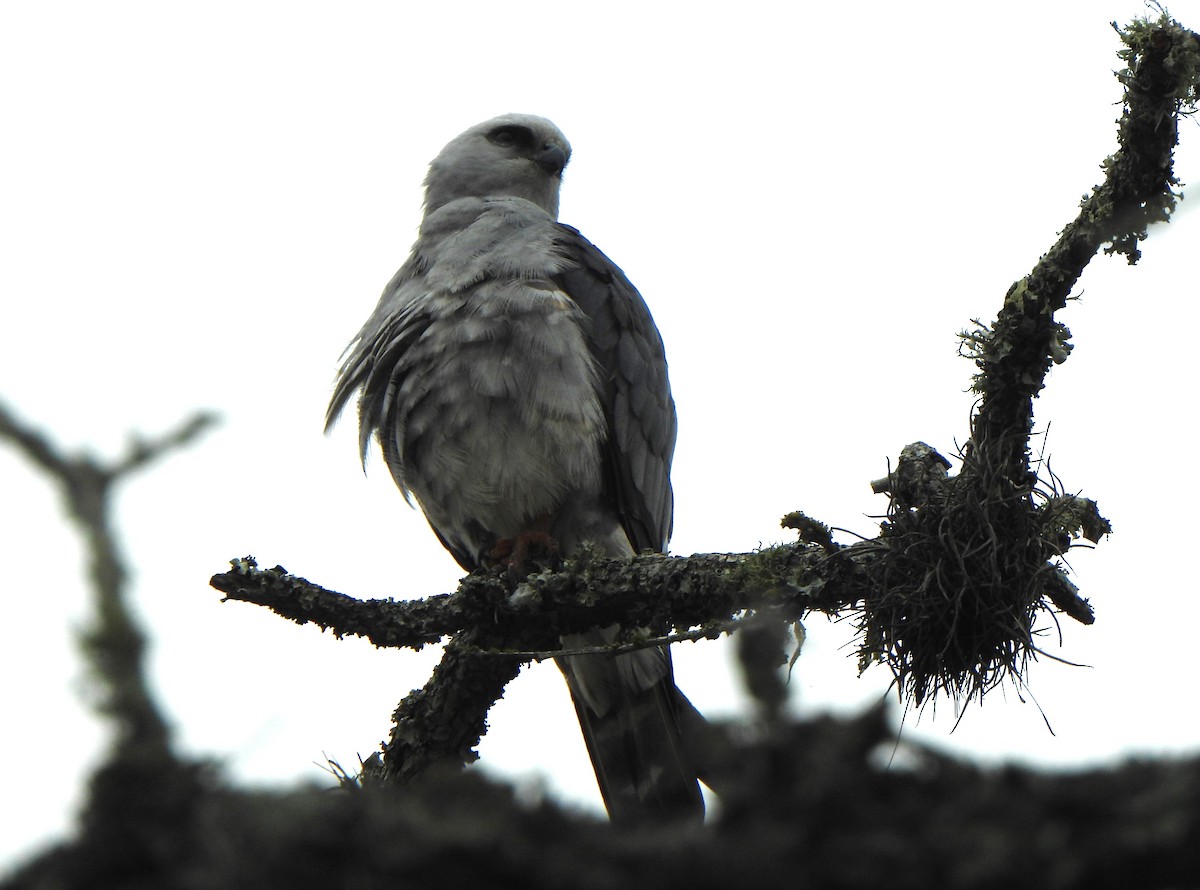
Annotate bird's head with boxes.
[423,114,572,218]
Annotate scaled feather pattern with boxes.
[327,114,704,824]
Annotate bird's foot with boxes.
[488,530,560,578]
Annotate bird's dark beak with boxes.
[535,144,568,176]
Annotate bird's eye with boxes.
[488,125,533,149]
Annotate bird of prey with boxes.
[326,113,705,824]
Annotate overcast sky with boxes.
[3,0,1198,871]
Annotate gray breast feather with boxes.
[335,198,608,566]
[416,197,572,292]
[547,226,677,556]
[399,280,604,554]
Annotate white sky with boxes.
[3,0,1198,871]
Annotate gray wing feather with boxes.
[550,225,677,555]
[549,228,705,821]
[325,260,433,499]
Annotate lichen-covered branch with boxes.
[859,12,1195,706]
[211,544,837,652]
[967,13,1199,466]
[211,544,855,781]
[366,631,528,783]
[210,558,453,649]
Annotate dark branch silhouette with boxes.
[0,401,218,885]
[0,402,217,755]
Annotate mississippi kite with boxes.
[326,114,705,824]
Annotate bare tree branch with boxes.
[210,543,846,780]
[210,547,827,651]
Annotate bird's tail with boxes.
[558,634,704,825]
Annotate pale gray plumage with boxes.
[326,114,703,823]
